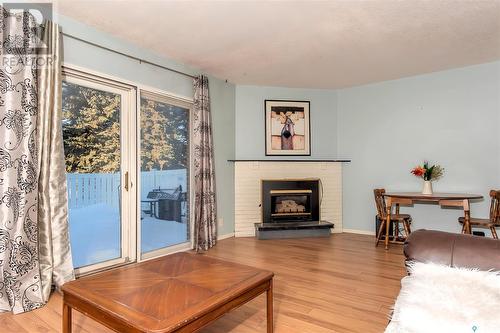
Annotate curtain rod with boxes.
[61,32,198,79]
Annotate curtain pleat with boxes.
[193,75,217,251]
[36,21,74,302]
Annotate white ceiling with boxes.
[55,0,500,89]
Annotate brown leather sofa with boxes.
[404,229,500,271]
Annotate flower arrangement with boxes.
[411,161,444,181]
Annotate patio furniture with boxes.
[141,198,158,217]
[143,186,184,222]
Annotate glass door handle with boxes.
[124,171,129,191]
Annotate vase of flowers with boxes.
[411,161,444,195]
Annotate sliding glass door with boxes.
[139,91,192,259]
[62,68,136,274]
[62,67,193,273]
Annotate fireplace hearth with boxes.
[256,179,334,239]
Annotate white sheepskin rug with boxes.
[385,262,500,333]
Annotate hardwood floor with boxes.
[0,233,406,333]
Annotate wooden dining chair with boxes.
[374,189,412,246]
[458,190,499,239]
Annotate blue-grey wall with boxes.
[233,62,500,234]
[235,85,338,159]
[58,11,500,236]
[56,14,235,236]
[337,61,500,233]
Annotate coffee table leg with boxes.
[267,280,273,333]
[63,302,72,333]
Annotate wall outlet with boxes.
[218,217,224,227]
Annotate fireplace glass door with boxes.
[270,190,312,222]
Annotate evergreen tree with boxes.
[140,98,188,171]
[62,81,189,173]
[62,81,121,173]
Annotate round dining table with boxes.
[380,192,483,250]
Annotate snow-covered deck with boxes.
[67,169,188,268]
[69,204,188,268]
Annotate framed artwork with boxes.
[265,100,310,156]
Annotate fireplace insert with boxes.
[262,179,320,223]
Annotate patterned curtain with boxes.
[0,9,45,313]
[193,75,217,251]
[0,9,74,314]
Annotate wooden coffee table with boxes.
[62,252,274,333]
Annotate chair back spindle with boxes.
[489,190,500,226]
[374,189,388,220]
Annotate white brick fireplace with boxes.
[233,161,344,237]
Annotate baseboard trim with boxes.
[342,228,375,236]
[218,233,235,240]
[235,231,255,238]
